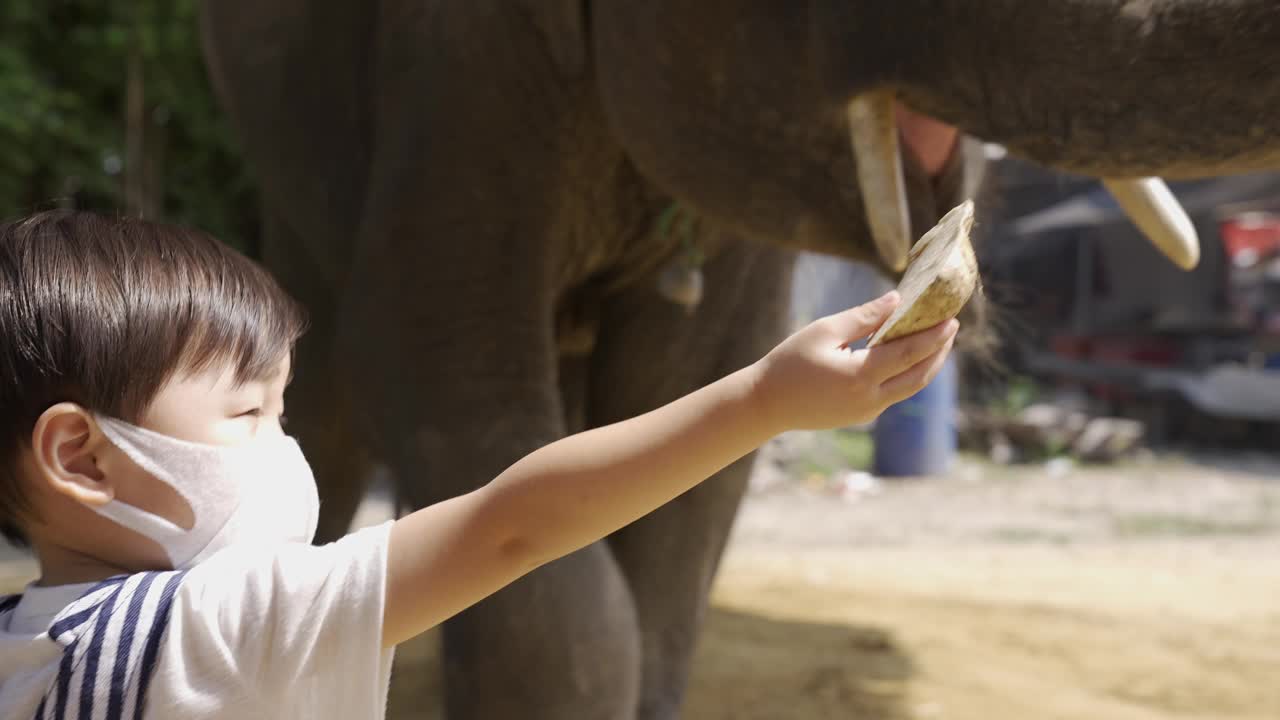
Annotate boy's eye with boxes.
[238,408,262,418]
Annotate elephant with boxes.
[197,2,1280,718]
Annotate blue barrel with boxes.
[872,355,958,477]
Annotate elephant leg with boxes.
[437,546,640,719]
[259,211,373,543]
[337,214,641,719]
[592,240,796,720]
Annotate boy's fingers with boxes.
[820,291,900,343]
[878,336,955,405]
[863,319,958,382]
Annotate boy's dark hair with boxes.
[0,210,306,546]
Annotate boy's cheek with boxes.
[81,510,175,571]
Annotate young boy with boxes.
[0,210,957,719]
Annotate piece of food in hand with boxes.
[868,200,979,348]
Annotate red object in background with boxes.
[1091,336,1180,368]
[1220,212,1280,263]
[1051,334,1179,367]
[1220,209,1280,339]
[1048,333,1181,403]
[1050,334,1090,359]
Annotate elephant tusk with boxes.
[848,91,911,272]
[1102,178,1200,270]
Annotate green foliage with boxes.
[830,429,874,470]
[0,0,257,251]
[990,375,1040,418]
[792,428,875,478]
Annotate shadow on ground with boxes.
[386,608,913,720]
[684,608,913,720]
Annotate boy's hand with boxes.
[750,291,958,431]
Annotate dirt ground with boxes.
[5,435,1279,719]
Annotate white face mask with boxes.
[89,415,320,569]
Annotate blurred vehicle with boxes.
[978,156,1280,443]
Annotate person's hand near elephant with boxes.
[752,291,958,429]
[382,291,957,646]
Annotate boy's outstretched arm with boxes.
[382,292,958,647]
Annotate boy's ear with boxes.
[30,403,114,507]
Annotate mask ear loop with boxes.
[90,500,191,542]
[92,415,201,525]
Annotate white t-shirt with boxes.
[0,520,395,720]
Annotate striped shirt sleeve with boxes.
[32,570,187,720]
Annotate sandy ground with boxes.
[4,436,1279,719]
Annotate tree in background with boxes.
[0,0,257,252]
